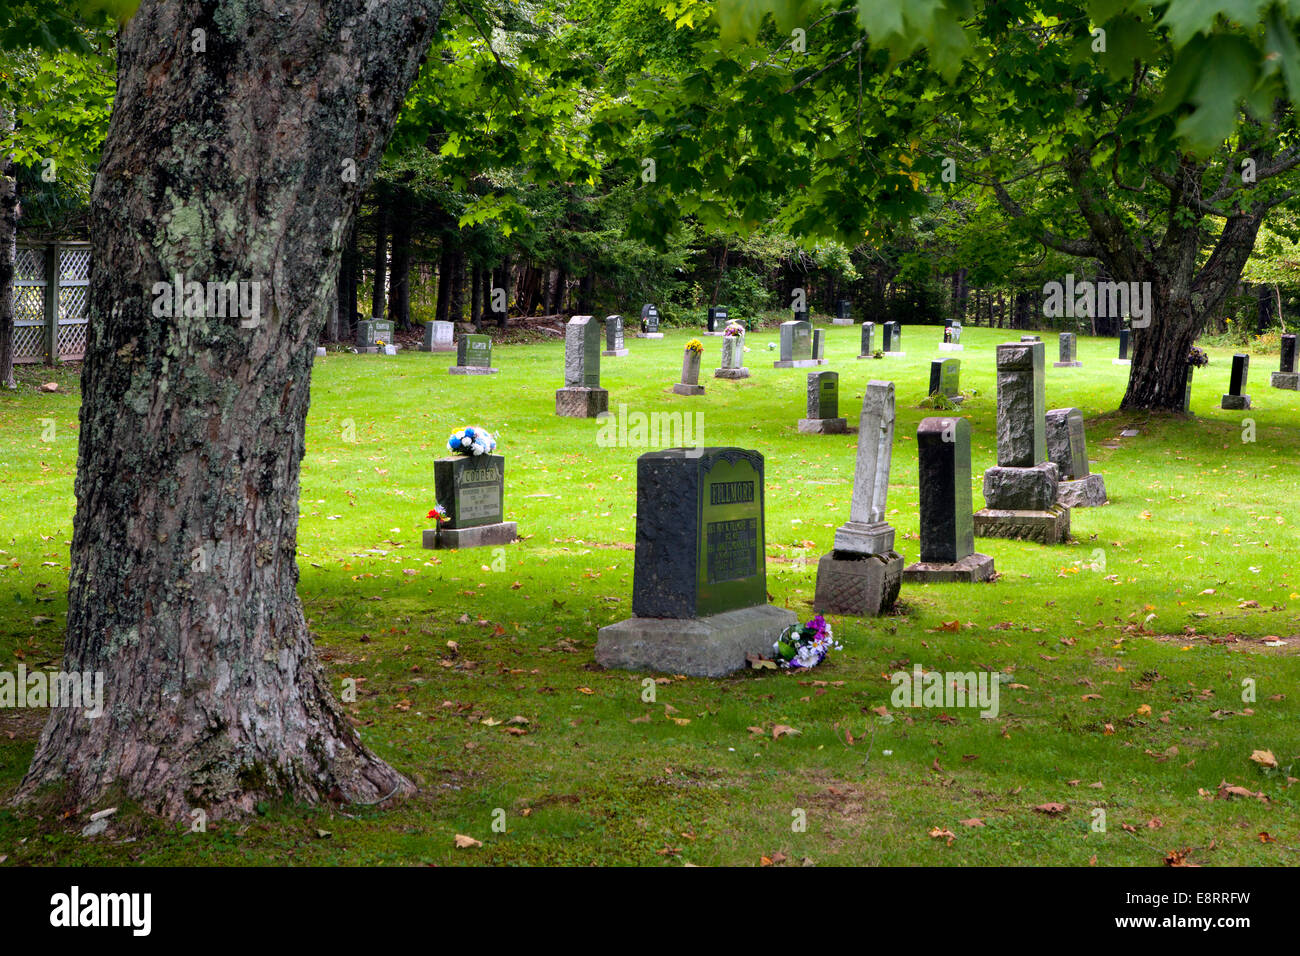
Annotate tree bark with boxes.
[434,247,452,323]
[469,262,482,330]
[18,0,446,819]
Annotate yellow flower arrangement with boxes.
[685,338,704,353]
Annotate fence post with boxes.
[43,243,58,365]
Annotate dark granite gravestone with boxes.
[555,316,609,416]
[792,309,809,324]
[857,321,876,359]
[638,303,663,338]
[1045,407,1107,507]
[602,314,628,357]
[944,319,954,329]
[928,358,961,402]
[595,448,796,676]
[715,330,750,379]
[449,334,498,374]
[1115,328,1131,364]
[706,306,729,334]
[811,329,826,361]
[882,321,904,355]
[422,454,517,549]
[834,299,852,325]
[774,320,820,368]
[1223,353,1251,409]
[903,417,994,582]
[1272,334,1298,389]
[356,318,395,353]
[798,371,848,433]
[420,320,455,353]
[975,341,1070,543]
[1055,332,1082,367]
[814,381,905,614]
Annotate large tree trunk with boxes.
[1121,211,1264,411]
[18,0,445,819]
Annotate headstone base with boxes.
[702,331,726,336]
[1221,393,1251,410]
[636,332,664,339]
[602,348,630,357]
[1270,371,1299,390]
[595,604,798,678]
[797,417,848,434]
[714,367,751,379]
[831,318,854,326]
[555,386,610,417]
[938,343,964,352]
[812,551,903,616]
[773,359,825,368]
[983,463,1059,511]
[833,520,895,554]
[419,344,456,353]
[422,522,518,550]
[883,351,906,358]
[449,366,499,375]
[857,353,882,360]
[1054,361,1082,368]
[973,507,1070,543]
[1112,358,1131,366]
[1057,474,1108,508]
[357,345,401,354]
[672,383,706,396]
[902,553,996,584]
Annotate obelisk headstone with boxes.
[974,341,1070,543]
[555,316,609,417]
[814,381,905,613]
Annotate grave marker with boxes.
[422,454,518,549]
[1045,408,1107,507]
[555,316,609,417]
[673,344,706,396]
[903,417,995,582]
[857,321,876,359]
[798,370,848,434]
[773,320,822,368]
[1054,332,1082,367]
[1222,353,1251,409]
[420,320,456,353]
[714,329,751,379]
[638,304,664,339]
[928,358,962,402]
[448,334,498,375]
[814,381,905,614]
[974,341,1070,543]
[602,314,629,357]
[595,448,796,676]
[1271,334,1298,389]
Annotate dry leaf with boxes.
[453,834,482,849]
[1034,802,1067,815]
[772,724,798,739]
[1250,749,1278,769]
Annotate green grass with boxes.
[1,322,1298,866]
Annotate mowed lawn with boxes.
[1,321,1298,866]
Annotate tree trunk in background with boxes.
[370,189,388,319]
[470,263,482,330]
[0,133,17,391]
[435,247,452,323]
[577,272,593,314]
[449,250,464,323]
[387,200,411,330]
[17,0,446,819]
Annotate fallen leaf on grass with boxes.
[958,818,985,827]
[928,827,957,845]
[772,724,799,739]
[454,834,482,849]
[747,654,777,670]
[1250,749,1278,769]
[1164,848,1198,867]
[1034,803,1068,815]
